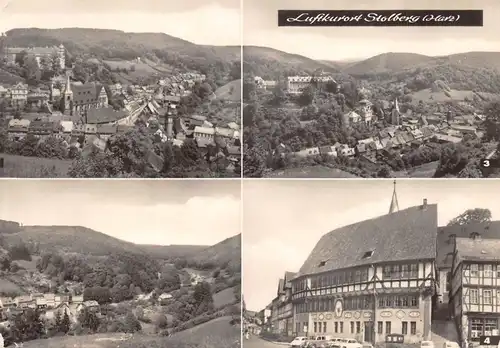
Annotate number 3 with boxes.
[484,337,490,344]
[483,160,490,168]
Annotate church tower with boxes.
[389,180,399,214]
[58,44,65,70]
[391,98,400,125]
[63,74,73,114]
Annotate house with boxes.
[451,237,500,344]
[29,120,60,137]
[45,303,77,323]
[71,295,84,304]
[65,81,108,116]
[0,297,16,309]
[7,119,30,140]
[194,126,215,141]
[158,293,173,304]
[44,293,56,308]
[10,82,28,106]
[86,107,128,125]
[76,300,100,313]
[15,295,35,309]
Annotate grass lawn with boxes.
[213,287,237,309]
[393,161,439,178]
[0,153,72,178]
[23,316,240,348]
[267,165,358,178]
[214,80,241,102]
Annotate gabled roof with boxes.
[277,278,285,295]
[295,203,438,277]
[454,237,500,264]
[437,221,500,268]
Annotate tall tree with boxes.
[447,208,492,226]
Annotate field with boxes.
[0,277,23,293]
[0,153,72,178]
[23,316,240,348]
[214,79,241,102]
[213,286,237,309]
[266,165,358,178]
[394,161,439,178]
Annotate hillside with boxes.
[214,79,241,102]
[343,52,435,75]
[22,316,240,348]
[3,224,148,256]
[189,234,241,271]
[243,46,339,78]
[139,244,208,260]
[2,28,240,83]
[445,51,500,71]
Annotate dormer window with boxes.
[470,232,480,240]
[318,261,327,267]
[362,250,374,259]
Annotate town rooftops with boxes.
[86,108,127,124]
[295,202,438,277]
[437,221,500,269]
[454,237,500,264]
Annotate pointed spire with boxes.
[389,180,399,214]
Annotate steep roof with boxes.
[86,108,127,124]
[296,203,438,277]
[71,82,104,104]
[437,221,500,269]
[454,237,500,264]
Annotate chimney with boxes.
[423,198,428,209]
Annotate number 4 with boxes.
[484,337,490,344]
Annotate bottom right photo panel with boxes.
[242,179,500,348]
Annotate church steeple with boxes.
[389,180,399,214]
[391,98,400,125]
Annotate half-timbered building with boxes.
[290,198,437,344]
[451,237,500,345]
[277,272,296,336]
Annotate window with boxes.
[410,296,418,307]
[362,250,374,259]
[383,266,392,279]
[471,319,482,339]
[340,322,343,333]
[470,232,480,240]
[335,322,338,333]
[386,322,391,334]
[411,322,417,335]
[314,322,317,333]
[323,322,327,333]
[484,290,492,305]
[402,322,408,335]
[484,265,493,278]
[377,321,383,334]
[485,319,498,335]
[470,289,479,304]
[350,322,354,334]
[470,264,479,277]
[356,321,361,334]
[401,265,409,278]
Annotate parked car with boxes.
[341,338,363,348]
[290,337,308,347]
[421,341,435,348]
[327,338,344,348]
[306,336,334,348]
[443,342,460,348]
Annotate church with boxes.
[62,75,108,116]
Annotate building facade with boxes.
[290,199,437,344]
[276,272,296,336]
[451,237,500,345]
[287,76,338,94]
[5,44,65,69]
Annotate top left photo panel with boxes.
[0,0,242,178]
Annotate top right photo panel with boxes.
[242,0,499,179]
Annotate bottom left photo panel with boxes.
[0,179,242,348]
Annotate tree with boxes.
[78,308,100,332]
[243,147,266,178]
[447,208,492,226]
[61,310,71,333]
[483,101,500,141]
[54,308,62,329]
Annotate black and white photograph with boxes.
[0,180,242,347]
[242,179,500,348]
[242,0,500,178]
[0,0,242,178]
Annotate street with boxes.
[244,336,289,348]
